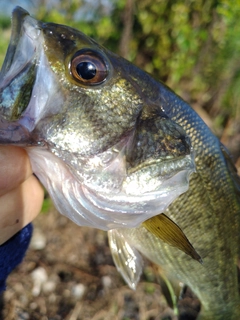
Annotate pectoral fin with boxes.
[142,214,202,263]
[108,229,143,289]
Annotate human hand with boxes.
[0,146,44,245]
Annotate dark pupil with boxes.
[76,61,96,80]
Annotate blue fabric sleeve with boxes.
[0,223,33,291]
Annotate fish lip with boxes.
[0,7,29,76]
[0,7,40,83]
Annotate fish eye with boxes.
[70,49,109,85]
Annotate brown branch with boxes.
[119,0,134,59]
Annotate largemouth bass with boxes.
[0,7,239,319]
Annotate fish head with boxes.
[0,7,195,229]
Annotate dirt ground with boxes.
[1,118,239,320]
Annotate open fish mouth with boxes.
[0,7,196,230]
[0,8,39,121]
[0,7,62,138]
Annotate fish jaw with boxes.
[26,146,195,230]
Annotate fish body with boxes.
[0,7,239,319]
[120,112,240,318]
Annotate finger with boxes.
[0,146,32,197]
[0,175,44,245]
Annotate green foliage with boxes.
[129,0,240,122]
[0,15,11,65]
[41,197,52,214]
[144,283,156,294]
[0,29,10,67]
[0,15,11,29]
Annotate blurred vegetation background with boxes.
[0,0,239,160]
